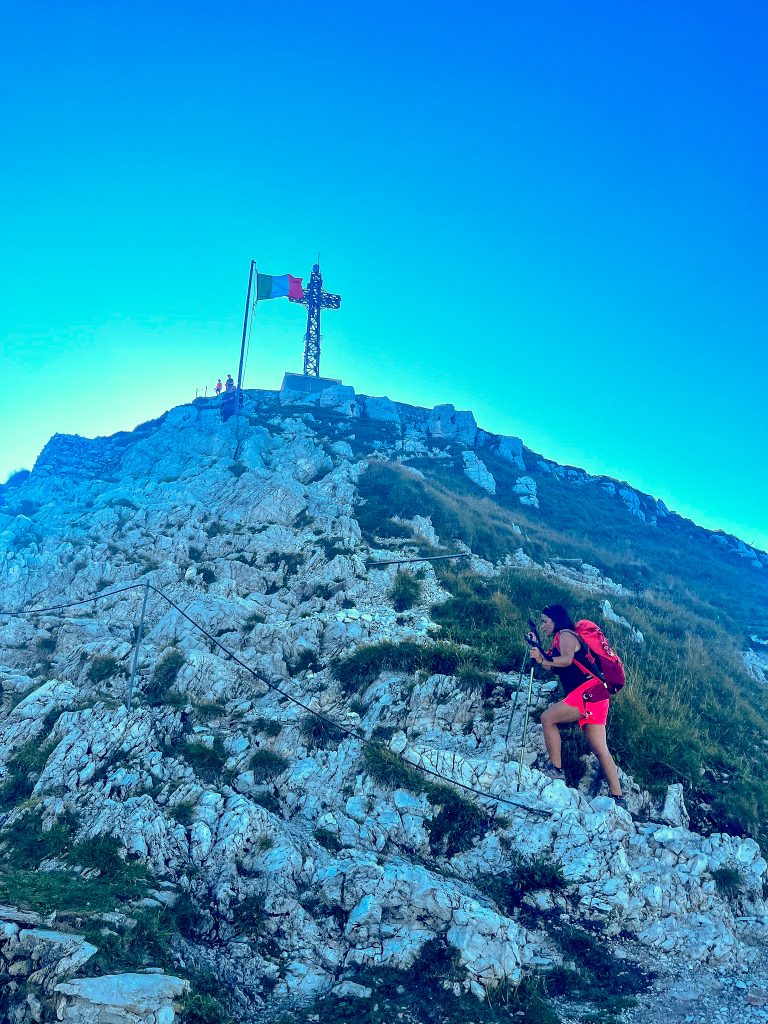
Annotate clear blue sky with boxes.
[1,1,766,551]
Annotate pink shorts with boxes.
[563,679,610,729]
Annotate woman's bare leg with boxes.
[540,702,582,767]
[583,724,622,796]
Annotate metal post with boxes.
[126,580,150,709]
[517,664,536,790]
[236,260,255,396]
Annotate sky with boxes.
[1,1,766,551]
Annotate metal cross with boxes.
[289,263,341,377]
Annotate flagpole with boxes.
[236,260,256,395]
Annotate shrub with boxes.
[179,739,229,783]
[389,571,422,611]
[244,611,266,631]
[198,566,217,585]
[299,715,345,751]
[180,993,233,1024]
[251,791,281,815]
[711,865,744,901]
[232,892,267,933]
[88,655,125,684]
[478,854,567,912]
[249,749,289,783]
[188,545,205,562]
[264,552,305,574]
[253,717,282,737]
[145,648,185,705]
[169,801,196,827]
[288,650,321,675]
[0,737,57,806]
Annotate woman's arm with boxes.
[534,630,579,670]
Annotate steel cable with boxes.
[0,580,549,817]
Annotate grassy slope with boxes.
[356,454,768,844]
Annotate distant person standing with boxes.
[225,374,234,392]
[215,379,223,396]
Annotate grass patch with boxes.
[244,611,267,631]
[88,655,126,684]
[178,739,230,783]
[0,737,57,806]
[299,715,345,751]
[333,640,475,696]
[389,570,422,611]
[144,648,186,705]
[249,749,289,783]
[711,865,744,901]
[478,853,567,912]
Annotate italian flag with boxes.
[256,273,304,300]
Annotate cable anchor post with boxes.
[126,580,150,709]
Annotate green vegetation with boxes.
[299,714,345,751]
[478,854,567,912]
[333,640,473,696]
[144,648,186,705]
[0,809,148,913]
[363,745,493,857]
[178,739,230,783]
[711,865,744,901]
[0,736,57,806]
[274,939,557,1024]
[253,717,282,737]
[314,827,343,853]
[249,748,289,782]
[540,923,648,1024]
[264,551,306,574]
[88,654,126,684]
[232,893,267,933]
[244,610,267,631]
[389,570,422,611]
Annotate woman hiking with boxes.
[529,604,627,810]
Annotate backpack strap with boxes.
[557,629,601,681]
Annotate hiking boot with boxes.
[610,794,629,812]
[544,762,566,783]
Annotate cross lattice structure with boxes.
[289,263,341,377]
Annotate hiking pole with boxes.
[517,660,536,790]
[504,645,530,748]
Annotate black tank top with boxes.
[550,631,593,696]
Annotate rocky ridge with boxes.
[0,383,766,1023]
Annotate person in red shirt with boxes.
[214,379,223,396]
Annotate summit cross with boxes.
[289,263,341,377]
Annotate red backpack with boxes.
[556,620,626,694]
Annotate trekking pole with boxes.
[517,661,536,790]
[504,645,530,748]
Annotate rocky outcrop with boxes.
[0,387,766,1021]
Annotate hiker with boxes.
[215,379,223,396]
[529,604,626,809]
[225,374,234,392]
